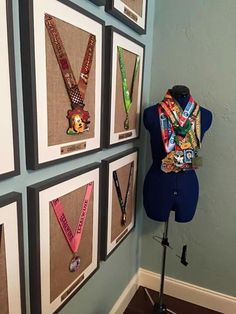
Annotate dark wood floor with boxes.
[124,286,222,314]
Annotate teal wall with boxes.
[0,0,155,313]
[141,0,236,297]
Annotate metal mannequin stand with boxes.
[144,220,177,314]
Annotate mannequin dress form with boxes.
[143,86,213,222]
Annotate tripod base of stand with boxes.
[153,302,167,314]
[153,303,176,314]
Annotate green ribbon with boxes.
[117,46,140,114]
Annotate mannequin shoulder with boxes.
[200,106,213,131]
[143,104,159,130]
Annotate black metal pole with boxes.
[153,220,169,314]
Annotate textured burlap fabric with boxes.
[46,15,96,146]
[50,185,94,302]
[121,0,143,17]
[111,162,135,242]
[115,48,140,134]
[0,226,9,314]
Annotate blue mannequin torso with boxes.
[143,93,212,222]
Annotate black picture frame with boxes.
[0,0,20,180]
[89,0,106,5]
[19,0,105,169]
[105,0,148,34]
[101,148,138,260]
[104,26,145,147]
[27,163,101,313]
[0,192,26,314]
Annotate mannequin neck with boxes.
[174,95,190,108]
[169,85,190,109]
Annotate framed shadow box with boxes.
[0,192,25,314]
[101,148,138,260]
[27,163,101,313]
[0,0,20,180]
[105,0,148,34]
[104,26,145,147]
[19,0,104,169]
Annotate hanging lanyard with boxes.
[50,182,93,272]
[113,162,134,226]
[45,14,96,135]
[117,47,140,130]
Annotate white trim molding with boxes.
[138,268,236,314]
[109,268,236,314]
[109,274,139,314]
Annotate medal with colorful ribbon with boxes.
[45,14,96,135]
[50,182,93,272]
[158,91,201,173]
[113,162,134,226]
[117,47,140,130]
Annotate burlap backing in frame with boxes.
[0,226,9,314]
[50,184,94,302]
[111,162,135,242]
[115,48,140,134]
[46,15,96,146]
[121,0,143,17]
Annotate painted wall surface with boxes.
[0,0,155,313]
[141,0,236,296]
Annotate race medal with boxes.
[124,114,129,130]
[118,47,140,131]
[45,15,95,135]
[180,142,191,150]
[66,107,90,135]
[69,255,81,272]
[50,182,93,273]
[183,149,194,163]
[113,162,134,226]
[174,151,184,167]
[121,212,127,226]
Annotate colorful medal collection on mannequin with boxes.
[113,161,134,226]
[117,47,140,130]
[50,182,93,272]
[158,91,201,173]
[45,14,96,135]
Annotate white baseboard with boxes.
[109,273,139,314]
[138,268,236,314]
[109,268,236,314]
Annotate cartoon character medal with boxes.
[45,14,96,135]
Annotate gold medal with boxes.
[180,142,191,149]
[121,213,127,226]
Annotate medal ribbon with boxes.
[45,14,96,108]
[50,182,93,254]
[159,92,201,153]
[117,47,140,114]
[113,162,134,216]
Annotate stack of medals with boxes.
[45,14,96,135]
[50,182,93,272]
[117,47,140,130]
[113,162,134,226]
[158,91,201,173]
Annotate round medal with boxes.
[69,255,81,272]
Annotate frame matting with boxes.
[101,148,138,260]
[19,0,104,169]
[0,192,26,314]
[105,0,148,34]
[27,163,101,314]
[104,26,145,147]
[0,0,20,180]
